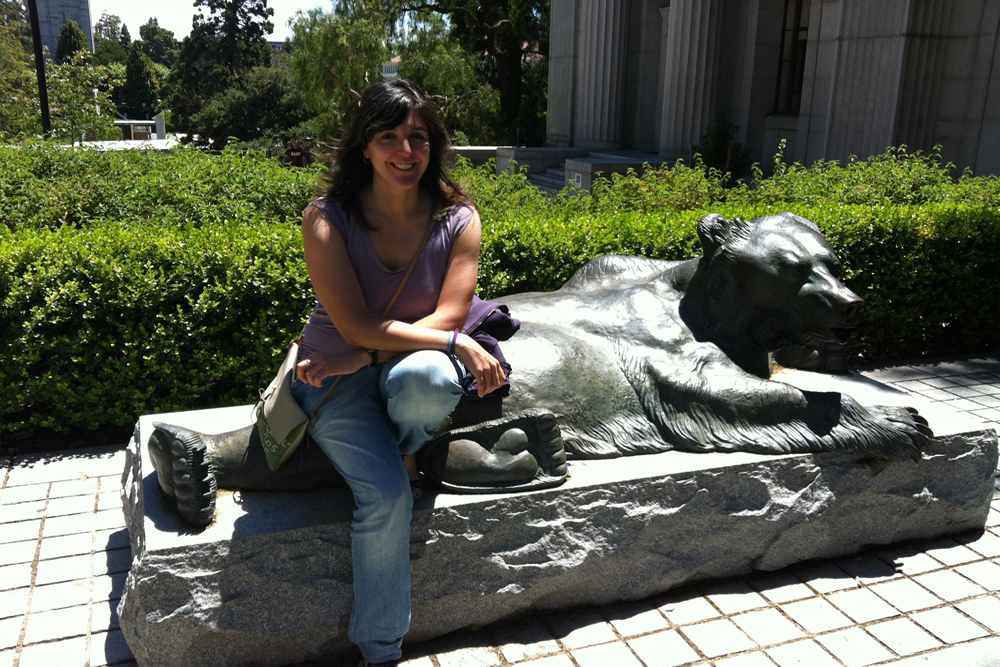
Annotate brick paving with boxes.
[1,355,998,667]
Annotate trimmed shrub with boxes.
[1,144,999,447]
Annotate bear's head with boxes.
[692,212,864,354]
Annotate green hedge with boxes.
[1,144,999,448]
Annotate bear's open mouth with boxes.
[832,327,853,344]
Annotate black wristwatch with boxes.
[366,349,378,366]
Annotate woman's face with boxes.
[363,109,430,193]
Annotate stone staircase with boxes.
[527,166,569,193]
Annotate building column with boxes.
[573,0,630,150]
[658,0,723,157]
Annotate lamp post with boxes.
[26,0,51,134]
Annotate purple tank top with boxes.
[300,196,474,359]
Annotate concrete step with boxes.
[544,167,567,179]
[529,172,568,190]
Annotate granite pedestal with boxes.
[118,370,998,667]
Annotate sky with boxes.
[89,0,328,43]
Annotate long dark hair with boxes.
[320,79,469,227]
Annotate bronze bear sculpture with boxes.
[149,212,932,526]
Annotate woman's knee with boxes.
[383,351,462,403]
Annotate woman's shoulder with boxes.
[305,196,352,230]
[438,200,478,236]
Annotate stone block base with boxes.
[118,371,998,667]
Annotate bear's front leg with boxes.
[418,409,568,493]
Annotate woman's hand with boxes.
[454,333,506,397]
[297,348,369,387]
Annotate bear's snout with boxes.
[840,295,864,327]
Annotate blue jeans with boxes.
[293,350,464,664]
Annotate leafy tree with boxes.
[94,37,128,66]
[120,25,131,47]
[0,15,40,138]
[138,18,178,67]
[55,19,88,63]
[288,5,390,138]
[122,42,160,118]
[1,0,31,52]
[400,0,549,145]
[93,11,122,43]
[397,13,500,144]
[193,0,273,72]
[46,50,123,144]
[165,0,275,140]
[191,62,313,149]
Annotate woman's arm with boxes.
[297,205,504,395]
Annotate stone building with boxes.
[540,0,1000,180]
[35,0,94,59]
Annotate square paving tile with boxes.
[0,615,22,651]
[94,510,125,532]
[713,652,776,667]
[400,657,435,667]
[942,385,984,398]
[0,563,32,591]
[0,648,13,667]
[659,595,721,625]
[47,478,99,499]
[0,588,28,621]
[3,519,41,543]
[29,578,91,613]
[970,395,1000,408]
[731,609,804,647]
[627,630,701,667]
[34,553,92,586]
[922,539,982,566]
[92,597,121,634]
[941,397,985,411]
[604,602,669,637]
[0,539,38,567]
[955,560,1000,591]
[795,563,858,593]
[779,597,852,634]
[911,606,990,644]
[42,512,96,538]
[869,578,943,612]
[547,610,617,649]
[836,555,900,584]
[0,485,48,505]
[45,495,96,518]
[816,628,894,667]
[23,604,90,644]
[493,620,561,663]
[18,636,88,667]
[435,645,501,667]
[0,499,46,524]
[679,619,756,659]
[921,377,960,389]
[511,655,574,667]
[766,639,842,667]
[702,580,769,614]
[749,572,814,604]
[866,617,941,656]
[826,587,898,623]
[958,531,1000,558]
[92,572,127,603]
[571,641,643,667]
[94,548,132,577]
[912,569,985,601]
[97,493,122,513]
[95,528,130,552]
[956,596,1000,632]
[38,532,94,561]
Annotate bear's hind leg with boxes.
[147,422,217,527]
[418,408,568,493]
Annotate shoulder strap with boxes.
[309,211,438,418]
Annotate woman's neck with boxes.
[364,181,429,230]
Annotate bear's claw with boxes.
[147,422,217,527]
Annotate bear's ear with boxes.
[698,214,754,259]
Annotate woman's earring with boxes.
[362,155,370,164]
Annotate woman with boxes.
[292,80,504,667]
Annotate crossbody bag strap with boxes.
[308,211,438,419]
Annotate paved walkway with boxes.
[1,356,998,667]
